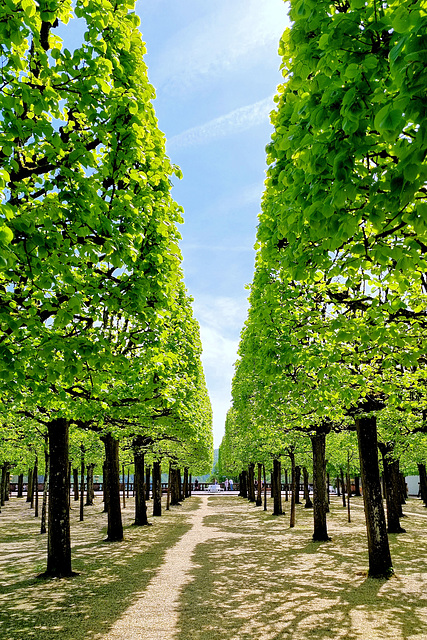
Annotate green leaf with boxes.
[0,225,14,244]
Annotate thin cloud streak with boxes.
[146,0,289,95]
[168,97,275,151]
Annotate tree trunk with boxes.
[122,463,126,510]
[40,449,49,535]
[400,473,407,504]
[80,448,85,522]
[355,415,393,578]
[127,467,130,499]
[170,467,181,506]
[86,464,95,506]
[289,451,296,528]
[17,473,24,498]
[303,466,313,509]
[183,468,189,500]
[1,464,8,506]
[103,433,123,542]
[178,468,183,502]
[45,418,73,577]
[248,463,256,502]
[5,471,10,501]
[378,443,405,534]
[166,464,171,510]
[33,457,38,517]
[354,475,361,497]
[285,469,289,502]
[346,453,351,524]
[152,461,162,517]
[340,468,346,507]
[263,465,267,511]
[133,444,149,526]
[26,467,33,503]
[417,463,427,507]
[311,432,330,541]
[295,466,301,504]
[326,472,330,510]
[146,466,151,501]
[272,458,283,516]
[73,468,79,501]
[103,460,108,513]
[336,476,341,497]
[256,463,262,506]
[240,471,248,498]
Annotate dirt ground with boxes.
[0,492,426,640]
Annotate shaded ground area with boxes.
[0,493,426,640]
[176,496,427,640]
[0,495,196,640]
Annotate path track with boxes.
[103,496,231,640]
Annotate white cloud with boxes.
[192,295,249,446]
[147,0,289,94]
[167,97,274,151]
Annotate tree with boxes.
[0,0,211,576]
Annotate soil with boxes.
[0,492,426,640]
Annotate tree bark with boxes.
[355,415,393,578]
[166,464,171,510]
[418,463,427,507]
[295,466,301,504]
[354,476,361,497]
[378,443,405,533]
[80,448,85,522]
[122,463,126,510]
[17,473,24,498]
[311,432,330,541]
[102,433,123,542]
[146,466,151,501]
[133,444,149,526]
[340,468,346,507]
[289,450,296,528]
[5,470,10,502]
[152,461,162,516]
[285,468,289,502]
[33,457,39,517]
[303,466,313,509]
[45,418,73,577]
[73,468,79,501]
[40,449,49,535]
[170,467,181,506]
[248,463,256,502]
[272,458,282,516]
[1,464,8,506]
[400,473,407,504]
[336,476,341,497]
[86,464,95,506]
[263,465,267,511]
[183,468,189,500]
[103,460,108,513]
[256,463,262,506]
[240,471,248,498]
[26,467,33,503]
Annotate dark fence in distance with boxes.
[8,482,308,495]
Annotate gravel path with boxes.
[103,496,230,640]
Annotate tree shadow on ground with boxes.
[0,496,199,640]
[175,496,427,640]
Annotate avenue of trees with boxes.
[219,0,427,578]
[0,0,213,577]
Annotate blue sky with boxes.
[137,0,290,447]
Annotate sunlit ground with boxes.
[0,492,426,640]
